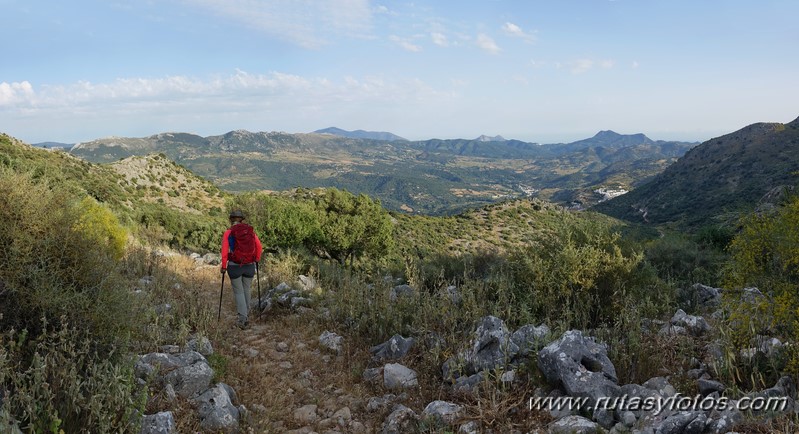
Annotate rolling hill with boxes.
[69,130,696,215]
[313,127,407,141]
[595,116,799,228]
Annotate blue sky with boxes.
[1,0,797,144]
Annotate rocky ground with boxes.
[137,254,798,434]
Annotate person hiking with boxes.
[220,210,263,329]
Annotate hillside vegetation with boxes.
[1,129,797,433]
[596,116,799,228]
[69,129,695,214]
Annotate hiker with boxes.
[221,210,263,329]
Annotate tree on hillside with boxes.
[233,192,322,250]
[310,188,394,265]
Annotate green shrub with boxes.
[230,188,394,265]
[0,169,144,432]
[0,321,143,433]
[723,197,799,381]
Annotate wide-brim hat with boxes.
[229,210,245,219]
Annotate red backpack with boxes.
[228,223,257,264]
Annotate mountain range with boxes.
[312,127,407,141]
[68,129,696,215]
[596,116,799,228]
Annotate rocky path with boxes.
[208,284,378,433]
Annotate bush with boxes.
[230,188,394,265]
[508,219,649,330]
[723,197,799,380]
[0,169,143,432]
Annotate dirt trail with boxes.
[203,269,379,434]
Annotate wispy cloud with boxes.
[390,35,422,52]
[183,0,373,49]
[501,22,536,43]
[476,33,501,54]
[431,32,449,47]
[0,70,451,118]
[567,58,615,74]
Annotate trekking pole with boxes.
[217,272,226,321]
[256,261,262,320]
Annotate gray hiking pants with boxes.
[227,262,255,325]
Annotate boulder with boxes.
[458,421,480,434]
[319,331,344,355]
[687,283,722,308]
[658,324,688,336]
[642,377,677,398]
[370,335,415,363]
[548,415,601,434]
[163,352,214,398]
[256,295,272,312]
[538,330,620,404]
[443,316,519,379]
[293,404,319,425]
[383,363,418,390]
[381,404,419,434]
[389,284,416,301]
[422,400,462,425]
[135,353,184,380]
[697,379,725,396]
[707,405,743,434]
[617,383,662,419]
[654,411,708,434]
[139,411,176,434]
[298,275,317,292]
[192,383,240,433]
[670,309,710,336]
[742,287,764,304]
[745,375,796,415]
[366,394,403,413]
[289,297,312,309]
[185,336,213,357]
[511,323,551,359]
[272,282,291,295]
[202,253,221,266]
[452,372,484,395]
[277,290,302,307]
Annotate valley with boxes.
[68,129,696,215]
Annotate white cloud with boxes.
[390,35,422,52]
[0,70,465,142]
[0,71,451,119]
[0,81,34,106]
[182,0,373,48]
[476,33,501,54]
[501,22,536,43]
[431,32,448,47]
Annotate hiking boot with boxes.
[236,320,249,330]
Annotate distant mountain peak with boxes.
[313,127,406,141]
[586,130,653,145]
[594,130,622,137]
[475,135,507,142]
